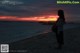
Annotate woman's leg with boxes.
[60,31,64,44]
[55,31,62,49]
[55,31,64,49]
[59,31,64,45]
[55,32,60,44]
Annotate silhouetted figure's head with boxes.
[58,10,65,20]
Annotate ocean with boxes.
[0,21,80,43]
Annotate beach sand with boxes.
[9,27,80,53]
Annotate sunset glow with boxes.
[0,15,59,22]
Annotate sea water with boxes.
[0,21,80,43]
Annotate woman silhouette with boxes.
[55,10,66,49]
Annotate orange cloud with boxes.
[0,15,59,22]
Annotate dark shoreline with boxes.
[9,27,80,53]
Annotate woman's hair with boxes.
[58,10,65,21]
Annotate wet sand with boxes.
[9,27,80,53]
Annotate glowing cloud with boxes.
[0,15,59,22]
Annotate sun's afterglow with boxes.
[0,15,59,22]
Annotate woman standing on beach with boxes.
[52,10,66,49]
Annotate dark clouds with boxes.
[0,0,80,18]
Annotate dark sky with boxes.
[0,0,80,22]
